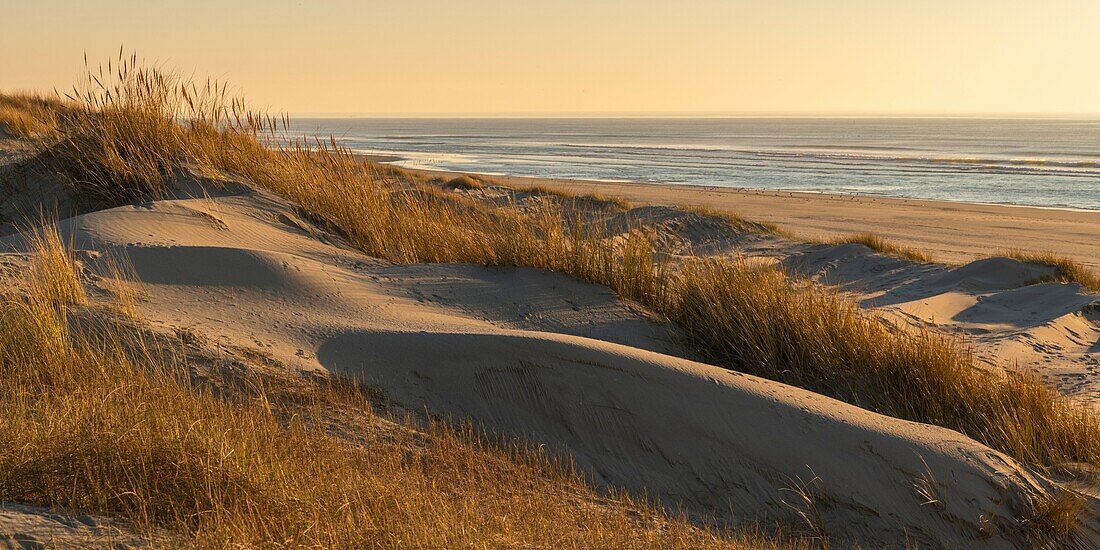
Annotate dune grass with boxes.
[1001,250,1100,292]
[1024,487,1086,542]
[832,232,934,263]
[0,93,60,138]
[7,55,1100,483]
[443,174,484,190]
[684,205,785,235]
[0,223,763,548]
[21,220,86,306]
[671,260,1100,467]
[509,183,633,210]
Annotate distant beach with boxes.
[387,164,1100,271]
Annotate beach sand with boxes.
[404,167,1100,270]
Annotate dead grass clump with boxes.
[30,52,269,205]
[444,174,484,190]
[833,232,933,263]
[670,259,1100,468]
[0,234,758,548]
[0,106,49,138]
[1023,488,1084,542]
[577,191,632,210]
[23,220,86,306]
[1001,250,1100,292]
[685,205,784,235]
[0,93,61,138]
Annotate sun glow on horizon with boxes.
[3,0,1100,116]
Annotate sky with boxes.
[2,1,1100,116]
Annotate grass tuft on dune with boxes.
[0,94,60,138]
[1001,249,1100,292]
[672,259,1100,467]
[22,220,87,307]
[832,232,934,263]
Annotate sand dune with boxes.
[450,181,1100,408]
[0,504,159,549]
[437,170,1100,271]
[780,240,1100,405]
[2,179,1088,546]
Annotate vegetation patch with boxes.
[1002,250,1100,292]
[832,232,934,263]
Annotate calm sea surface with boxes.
[288,118,1100,210]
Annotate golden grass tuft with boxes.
[1001,250,1100,292]
[23,220,86,307]
[833,232,933,263]
[0,93,60,138]
[685,205,784,235]
[444,174,484,190]
[27,51,273,204]
[513,184,632,209]
[1023,487,1084,542]
[670,259,1100,468]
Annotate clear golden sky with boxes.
[3,1,1099,116]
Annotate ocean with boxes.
[287,117,1100,210]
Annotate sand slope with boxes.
[781,241,1100,405]
[492,189,1099,408]
[456,180,1100,407]
[1,180,1088,547]
[451,171,1100,271]
[0,504,159,549]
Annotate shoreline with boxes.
[376,158,1100,270]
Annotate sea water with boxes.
[287,117,1100,210]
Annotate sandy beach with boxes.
[404,166,1100,271]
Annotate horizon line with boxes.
[285,111,1100,120]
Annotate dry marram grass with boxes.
[671,260,1100,468]
[1001,249,1100,292]
[832,232,934,263]
[0,223,763,548]
[0,94,60,138]
[22,220,86,306]
[1023,487,1086,542]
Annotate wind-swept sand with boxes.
[408,168,1100,271]
[433,177,1100,407]
[1,176,1091,547]
[0,504,161,549]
